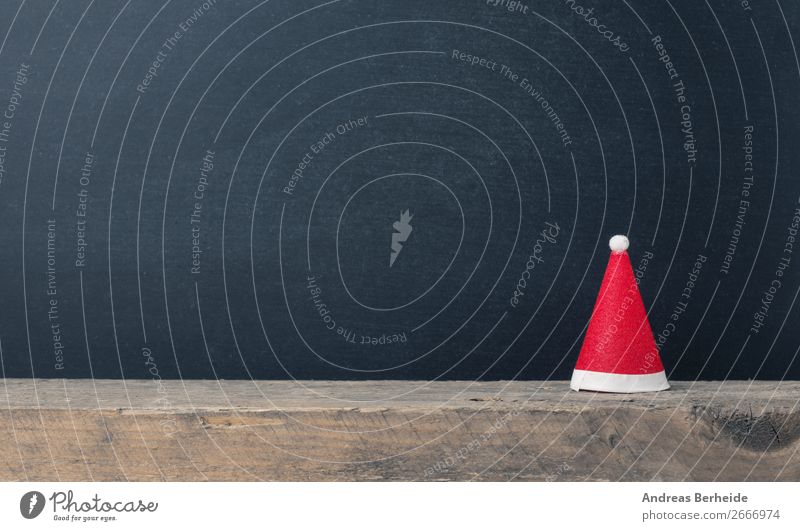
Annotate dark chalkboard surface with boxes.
[0,0,798,380]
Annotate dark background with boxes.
[0,0,798,380]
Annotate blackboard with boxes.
[0,0,798,380]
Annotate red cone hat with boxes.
[571,235,669,393]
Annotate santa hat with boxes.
[570,235,669,393]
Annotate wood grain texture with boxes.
[0,379,798,481]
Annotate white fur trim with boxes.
[570,369,670,393]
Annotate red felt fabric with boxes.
[574,250,665,375]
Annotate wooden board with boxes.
[0,379,798,481]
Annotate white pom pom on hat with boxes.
[570,232,670,393]
[609,234,629,252]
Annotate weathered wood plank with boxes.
[0,380,798,481]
